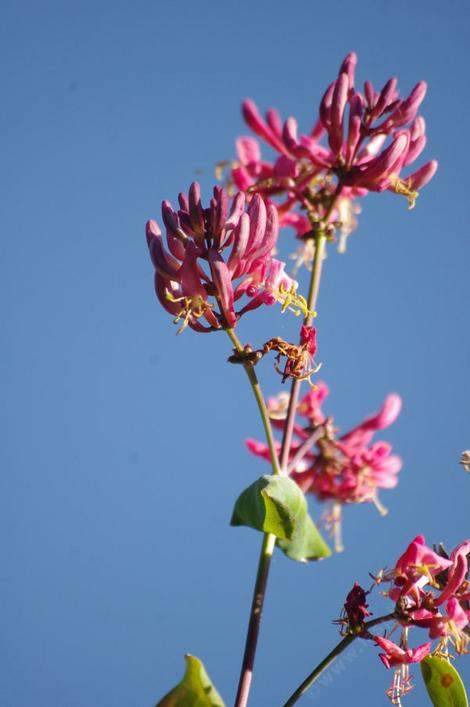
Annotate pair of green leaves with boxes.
[231,475,330,562]
[421,655,468,707]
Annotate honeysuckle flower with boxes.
[246,383,402,550]
[388,535,454,605]
[374,635,432,669]
[146,183,312,332]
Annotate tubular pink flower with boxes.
[374,635,431,669]
[146,183,293,332]
[394,535,453,579]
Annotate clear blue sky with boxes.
[2,1,469,705]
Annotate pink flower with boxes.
[389,535,454,604]
[374,635,431,669]
[146,183,307,332]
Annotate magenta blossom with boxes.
[246,382,402,550]
[374,635,431,669]
[146,183,312,332]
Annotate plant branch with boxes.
[282,613,397,706]
[227,328,280,707]
[227,328,281,476]
[279,183,343,472]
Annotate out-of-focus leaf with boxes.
[277,512,331,562]
[231,475,330,561]
[420,655,468,707]
[156,654,225,707]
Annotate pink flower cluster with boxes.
[146,183,304,332]
[341,536,470,702]
[231,52,437,247]
[247,382,402,548]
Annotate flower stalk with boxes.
[283,614,397,706]
[227,327,280,707]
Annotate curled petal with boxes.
[341,393,402,449]
[435,554,468,606]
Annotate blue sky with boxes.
[2,1,470,705]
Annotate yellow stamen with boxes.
[389,175,419,210]
[275,282,317,319]
[165,290,213,334]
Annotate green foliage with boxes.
[156,654,225,707]
[420,655,468,707]
[231,475,330,561]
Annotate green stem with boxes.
[283,614,397,706]
[283,633,356,707]
[227,328,280,707]
[279,181,342,472]
[279,231,326,471]
[226,328,281,476]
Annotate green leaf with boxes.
[231,475,307,540]
[156,654,225,707]
[277,512,331,562]
[420,655,468,707]
[231,475,330,561]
